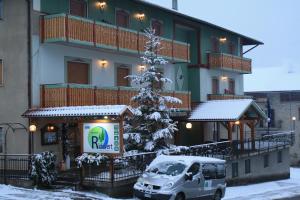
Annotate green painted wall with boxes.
[188,68,200,101]
[41,0,69,14]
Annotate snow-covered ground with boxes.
[0,168,299,200]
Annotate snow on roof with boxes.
[150,155,225,167]
[189,99,266,121]
[245,67,300,92]
[22,105,131,118]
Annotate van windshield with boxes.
[146,161,187,176]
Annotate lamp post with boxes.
[29,124,37,154]
[292,117,296,132]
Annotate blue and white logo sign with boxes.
[83,123,120,154]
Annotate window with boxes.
[211,37,220,52]
[116,65,130,87]
[232,162,238,178]
[228,79,235,95]
[0,59,3,85]
[116,10,129,28]
[152,20,163,36]
[245,159,251,174]
[187,163,200,176]
[278,151,282,163]
[0,127,3,153]
[70,0,87,17]
[67,61,90,84]
[202,163,217,180]
[212,77,219,94]
[0,0,3,19]
[264,154,269,168]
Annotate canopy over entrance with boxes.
[188,99,267,150]
[22,105,132,118]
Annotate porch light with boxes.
[96,1,107,10]
[219,37,227,43]
[292,116,296,121]
[29,124,37,133]
[104,116,108,119]
[221,75,228,81]
[234,121,240,125]
[138,65,146,72]
[186,122,192,129]
[47,125,55,131]
[99,59,108,68]
[136,13,145,21]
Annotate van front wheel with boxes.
[175,193,185,200]
[213,190,222,200]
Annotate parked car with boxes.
[133,155,226,200]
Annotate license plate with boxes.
[144,193,151,198]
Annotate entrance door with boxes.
[70,0,87,17]
[117,67,130,86]
[67,61,89,84]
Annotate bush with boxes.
[30,151,57,186]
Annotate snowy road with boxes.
[0,168,299,200]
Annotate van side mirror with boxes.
[185,172,193,181]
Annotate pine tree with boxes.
[124,28,182,152]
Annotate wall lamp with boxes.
[136,13,145,21]
[220,75,228,81]
[138,64,146,72]
[96,1,107,10]
[99,59,108,68]
[219,37,227,43]
[234,121,240,125]
[186,122,192,129]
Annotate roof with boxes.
[150,155,225,167]
[245,67,300,92]
[189,99,267,121]
[136,0,263,45]
[22,105,131,118]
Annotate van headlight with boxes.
[163,182,174,189]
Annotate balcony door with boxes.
[116,10,129,28]
[116,66,130,87]
[212,78,219,94]
[228,79,235,94]
[70,0,87,17]
[67,61,89,84]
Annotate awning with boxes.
[188,99,267,121]
[22,105,132,118]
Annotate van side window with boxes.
[216,164,226,179]
[202,163,217,180]
[187,163,200,176]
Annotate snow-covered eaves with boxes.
[189,99,267,121]
[22,105,131,118]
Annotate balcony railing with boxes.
[207,94,253,101]
[208,52,252,73]
[41,14,190,62]
[40,84,191,110]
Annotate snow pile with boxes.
[125,28,181,152]
[75,153,108,167]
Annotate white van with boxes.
[133,155,226,200]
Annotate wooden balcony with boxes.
[41,14,190,62]
[40,84,191,110]
[208,52,252,74]
[207,94,253,101]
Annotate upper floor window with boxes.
[67,60,90,84]
[152,20,163,36]
[0,59,3,86]
[70,0,87,17]
[229,42,236,55]
[228,79,235,94]
[116,9,129,28]
[116,64,130,87]
[211,37,220,53]
[0,0,3,19]
[212,77,219,94]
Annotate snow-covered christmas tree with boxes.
[125,28,182,152]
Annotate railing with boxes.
[208,52,252,73]
[207,94,253,100]
[41,14,190,62]
[0,154,31,184]
[40,84,191,110]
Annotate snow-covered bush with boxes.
[30,151,57,186]
[125,28,182,152]
[75,153,108,167]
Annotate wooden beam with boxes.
[239,122,244,151]
[227,122,233,141]
[250,121,256,150]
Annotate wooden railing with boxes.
[40,84,191,110]
[208,52,252,73]
[207,94,253,101]
[41,14,190,62]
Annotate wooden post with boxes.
[250,121,256,150]
[239,122,244,151]
[65,14,69,42]
[110,157,114,187]
[227,122,233,141]
[66,84,70,106]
